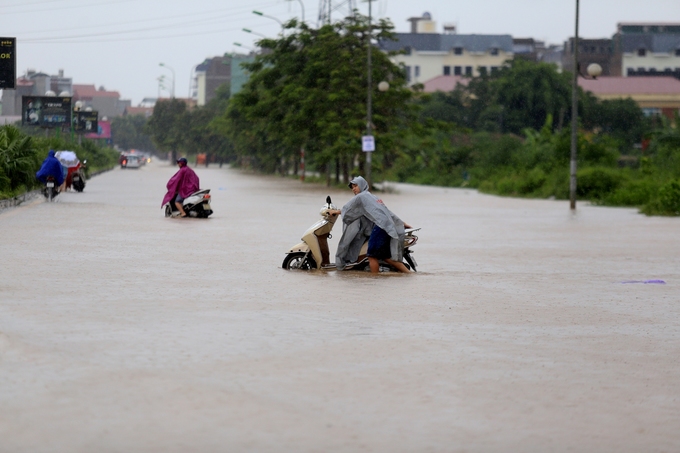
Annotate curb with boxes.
[0,166,114,213]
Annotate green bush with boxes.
[576,167,625,201]
[643,179,680,216]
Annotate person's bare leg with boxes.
[368,257,380,273]
[385,258,412,273]
[175,201,187,217]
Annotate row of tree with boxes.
[135,13,679,214]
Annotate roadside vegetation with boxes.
[139,14,680,216]
[0,124,119,199]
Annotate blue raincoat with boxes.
[36,150,65,185]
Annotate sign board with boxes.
[85,119,111,139]
[0,37,16,89]
[74,110,99,133]
[362,135,375,152]
[21,96,72,127]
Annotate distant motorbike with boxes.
[162,189,213,218]
[42,176,59,202]
[282,196,420,271]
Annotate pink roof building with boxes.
[579,76,680,118]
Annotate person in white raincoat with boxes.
[330,176,411,273]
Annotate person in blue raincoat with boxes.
[36,150,65,187]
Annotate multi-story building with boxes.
[562,38,614,76]
[379,13,513,85]
[612,23,680,78]
[1,69,73,116]
[194,55,231,106]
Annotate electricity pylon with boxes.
[317,0,356,26]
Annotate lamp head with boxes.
[586,63,603,79]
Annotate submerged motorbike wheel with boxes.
[282,252,317,270]
[404,252,417,272]
[72,177,85,192]
[164,205,173,217]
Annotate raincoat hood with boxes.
[36,150,65,185]
[348,176,369,192]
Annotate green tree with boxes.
[111,114,156,152]
[220,14,414,182]
[0,125,40,195]
[146,98,187,160]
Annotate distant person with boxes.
[162,157,200,218]
[330,176,412,273]
[35,150,65,189]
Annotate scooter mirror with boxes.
[326,196,331,204]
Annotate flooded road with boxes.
[1,160,679,452]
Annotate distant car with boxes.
[120,154,141,169]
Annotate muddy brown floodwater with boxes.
[1,160,679,452]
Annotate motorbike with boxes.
[282,196,420,272]
[71,160,87,192]
[42,176,59,202]
[163,189,213,218]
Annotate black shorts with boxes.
[367,226,391,259]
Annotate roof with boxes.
[72,84,120,98]
[579,76,680,96]
[422,75,469,93]
[380,33,514,53]
[620,33,680,53]
[124,106,153,117]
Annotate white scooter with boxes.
[282,196,420,271]
[163,190,213,218]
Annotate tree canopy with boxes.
[218,14,415,180]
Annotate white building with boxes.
[614,23,680,78]
[379,13,514,85]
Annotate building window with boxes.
[649,68,657,74]
[478,66,488,76]
[490,66,499,75]
[454,66,462,75]
[404,46,412,55]
[626,67,634,76]
[465,66,473,76]
[676,49,680,56]
[637,67,646,73]
[405,66,411,82]
[443,66,451,76]
[490,48,499,56]
[638,48,647,57]
[454,47,463,55]
[642,108,661,117]
[415,66,420,78]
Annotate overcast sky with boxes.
[2,0,679,105]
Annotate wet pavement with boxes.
[1,160,679,452]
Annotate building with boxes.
[612,23,680,78]
[72,84,130,119]
[0,69,73,116]
[195,55,231,106]
[579,76,680,119]
[421,75,469,93]
[230,53,256,96]
[379,13,513,85]
[562,38,614,76]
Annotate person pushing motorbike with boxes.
[162,157,200,218]
[329,176,412,273]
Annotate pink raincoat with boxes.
[162,166,200,206]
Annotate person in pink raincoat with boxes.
[162,157,200,217]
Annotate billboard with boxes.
[85,120,111,139]
[21,96,72,127]
[0,37,16,89]
[74,110,99,133]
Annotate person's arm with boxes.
[403,222,412,229]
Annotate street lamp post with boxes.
[159,62,175,98]
[569,0,602,211]
[234,42,254,52]
[242,28,268,39]
[253,10,284,31]
[286,0,305,23]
